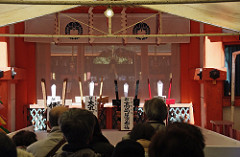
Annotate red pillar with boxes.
[0,26,10,130]
[180,21,201,126]
[204,80,224,129]
[14,22,36,130]
[203,24,225,129]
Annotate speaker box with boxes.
[0,70,3,78]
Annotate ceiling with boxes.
[0,0,239,32]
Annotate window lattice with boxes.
[30,109,46,131]
[169,107,190,123]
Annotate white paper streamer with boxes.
[124,83,129,97]
[157,80,163,97]
[89,81,94,96]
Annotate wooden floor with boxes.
[102,129,129,146]
[8,126,240,157]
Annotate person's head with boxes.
[167,122,205,149]
[59,108,95,145]
[90,115,109,144]
[148,122,205,157]
[130,123,156,141]
[0,132,17,157]
[90,115,114,157]
[92,115,101,136]
[144,98,167,122]
[111,140,145,157]
[12,130,37,147]
[49,106,69,128]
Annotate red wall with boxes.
[0,26,10,129]
[0,81,9,129]
[180,21,201,126]
[14,22,36,130]
[204,24,224,129]
[0,26,10,66]
[180,22,230,128]
[0,26,9,42]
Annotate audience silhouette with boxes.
[149,122,205,157]
[27,106,69,157]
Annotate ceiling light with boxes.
[104,8,114,18]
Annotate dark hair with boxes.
[90,115,114,157]
[112,140,145,157]
[59,108,95,144]
[12,130,37,147]
[148,122,205,157]
[0,132,17,157]
[167,122,205,149]
[129,123,156,141]
[49,106,69,127]
[144,98,167,122]
[91,115,110,144]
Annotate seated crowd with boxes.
[0,98,205,157]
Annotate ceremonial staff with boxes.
[41,79,47,110]
[166,73,173,125]
[147,78,152,99]
[98,76,104,108]
[79,77,85,108]
[112,80,121,110]
[134,80,140,109]
[168,73,173,101]
[61,79,67,106]
[40,78,48,130]
[114,80,119,100]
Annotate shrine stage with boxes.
[8,126,240,157]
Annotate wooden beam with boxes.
[0,0,239,5]
[0,67,26,81]
[0,33,239,38]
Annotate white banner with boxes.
[85,96,98,118]
[121,97,134,130]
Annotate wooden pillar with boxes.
[0,81,10,129]
[36,43,51,98]
[180,21,201,126]
[77,45,85,79]
[199,23,206,128]
[8,25,16,131]
[140,45,149,99]
[134,53,138,80]
[15,22,36,130]
[171,44,181,102]
[0,26,11,131]
[202,24,225,129]
[204,77,224,129]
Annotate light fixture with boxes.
[104,7,114,18]
[11,67,16,79]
